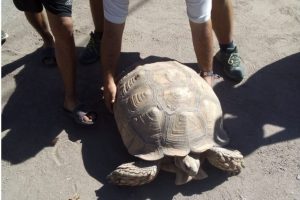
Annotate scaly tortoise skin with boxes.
[108,60,244,186]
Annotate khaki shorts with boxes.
[103,0,212,24]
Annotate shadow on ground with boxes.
[1,48,141,164]
[2,49,66,164]
[213,52,300,154]
[2,50,300,199]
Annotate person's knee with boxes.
[212,0,229,8]
[190,19,212,37]
[186,0,212,24]
[24,11,38,20]
[213,0,229,5]
[50,17,74,40]
[103,0,129,24]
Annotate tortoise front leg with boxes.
[206,146,244,174]
[107,161,160,186]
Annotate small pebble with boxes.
[68,193,80,200]
[296,174,300,180]
[279,167,286,171]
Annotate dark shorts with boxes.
[13,0,72,17]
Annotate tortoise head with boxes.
[174,155,200,176]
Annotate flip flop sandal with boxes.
[63,104,97,126]
[41,47,57,66]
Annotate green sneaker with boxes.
[215,46,245,82]
[79,31,102,64]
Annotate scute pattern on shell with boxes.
[114,61,225,161]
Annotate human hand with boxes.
[102,79,117,113]
[203,76,213,87]
[200,71,214,87]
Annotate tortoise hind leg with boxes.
[206,146,244,174]
[107,161,160,186]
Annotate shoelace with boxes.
[227,52,241,68]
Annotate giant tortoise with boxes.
[108,60,244,186]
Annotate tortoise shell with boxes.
[114,60,226,161]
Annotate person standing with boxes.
[13,0,97,126]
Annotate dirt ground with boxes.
[1,0,300,199]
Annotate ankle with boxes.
[64,95,78,110]
[42,33,55,48]
[219,41,235,52]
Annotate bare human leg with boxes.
[189,20,214,86]
[79,0,104,64]
[211,0,233,45]
[46,11,95,123]
[44,12,78,109]
[24,11,54,48]
[211,0,245,82]
[90,0,104,33]
[46,12,77,109]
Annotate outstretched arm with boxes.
[101,19,125,112]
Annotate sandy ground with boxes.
[1,0,300,199]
